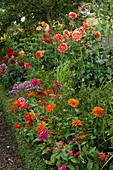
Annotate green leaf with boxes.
[60,151,68,161]
[71,158,78,163]
[42,147,50,155]
[87,160,93,170]
[67,163,75,170]
[43,158,55,165]
[96,60,104,65]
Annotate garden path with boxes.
[0,103,24,170]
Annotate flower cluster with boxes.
[8,80,42,96]
[99,153,108,162]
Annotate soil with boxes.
[0,104,24,170]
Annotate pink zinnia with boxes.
[38,130,49,141]
[58,165,67,170]
[69,12,77,19]
[18,97,26,105]
[59,43,67,52]
[71,137,78,144]
[36,51,42,58]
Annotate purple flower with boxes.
[71,137,78,144]
[38,130,49,141]
[58,165,67,170]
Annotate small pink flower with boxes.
[32,78,41,86]
[19,50,25,56]
[74,151,81,157]
[55,92,58,96]
[58,165,67,170]
[71,137,78,144]
[39,102,46,106]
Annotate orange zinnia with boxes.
[46,104,55,112]
[93,107,104,117]
[37,124,45,133]
[28,106,35,110]
[20,103,27,110]
[68,99,79,107]
[71,120,82,127]
[28,93,35,97]
[26,121,33,129]
[44,89,53,94]
[13,100,20,107]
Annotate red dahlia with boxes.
[13,52,18,57]
[7,48,13,53]
[10,59,16,64]
[18,61,24,66]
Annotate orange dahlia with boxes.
[13,100,20,107]
[93,107,104,117]
[71,120,82,127]
[37,124,45,133]
[68,99,79,107]
[46,104,55,112]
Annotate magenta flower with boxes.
[74,151,81,157]
[38,102,46,106]
[38,130,49,141]
[58,165,67,170]
[32,78,41,86]
[44,37,51,43]
[71,137,78,144]
[18,97,26,105]
[99,152,108,162]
